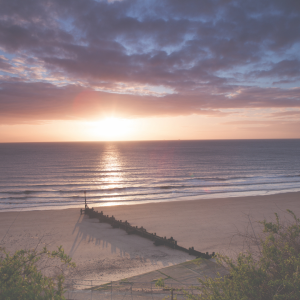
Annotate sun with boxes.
[88,117,135,140]
[102,117,126,136]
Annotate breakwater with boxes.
[81,206,215,259]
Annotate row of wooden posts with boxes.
[81,205,215,259]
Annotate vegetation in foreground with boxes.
[0,246,75,300]
[184,210,300,300]
[1,210,300,300]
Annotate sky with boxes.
[0,0,300,142]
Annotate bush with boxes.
[186,210,300,300]
[0,246,75,300]
[155,277,165,288]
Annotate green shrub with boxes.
[155,277,165,288]
[186,210,300,300]
[0,246,75,300]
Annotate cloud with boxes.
[0,55,13,72]
[0,0,299,124]
[250,60,300,80]
[0,78,299,124]
[267,110,300,118]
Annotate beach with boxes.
[1,192,300,283]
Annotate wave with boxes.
[159,185,186,189]
[1,175,300,197]
[2,181,300,202]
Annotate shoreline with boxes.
[2,189,300,213]
[1,191,300,282]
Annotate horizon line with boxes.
[1,138,300,144]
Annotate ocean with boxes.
[0,140,300,212]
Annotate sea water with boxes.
[0,140,300,211]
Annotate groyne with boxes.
[81,206,215,259]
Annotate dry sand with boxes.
[0,192,299,283]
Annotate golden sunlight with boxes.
[88,117,135,140]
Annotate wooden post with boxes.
[84,191,87,208]
[111,281,112,300]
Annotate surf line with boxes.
[81,205,215,259]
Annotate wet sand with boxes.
[1,191,299,282]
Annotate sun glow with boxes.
[88,117,135,140]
